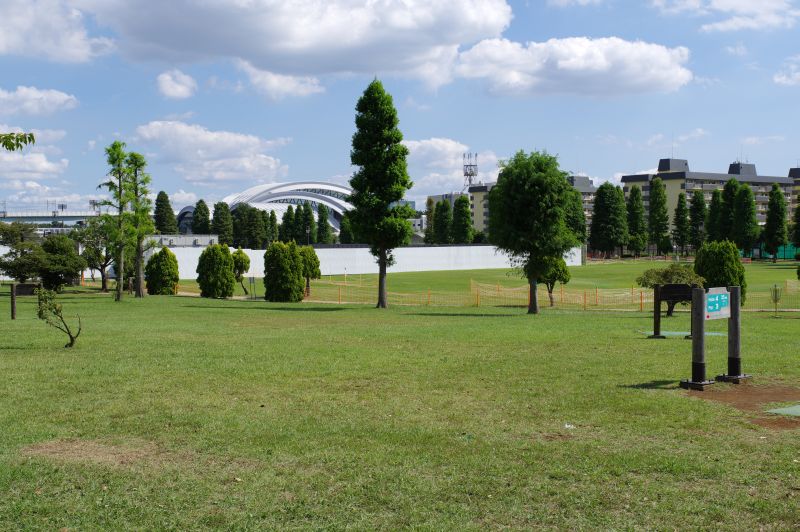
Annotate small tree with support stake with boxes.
[35,288,82,348]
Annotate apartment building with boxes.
[566,175,598,225]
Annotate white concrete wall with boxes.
[160,245,582,279]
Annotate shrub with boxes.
[196,244,235,298]
[35,288,82,348]
[145,246,180,295]
[694,240,747,304]
[636,263,705,316]
[540,257,570,307]
[232,248,251,295]
[40,234,87,291]
[299,246,321,296]
[264,241,304,302]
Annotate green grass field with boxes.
[1,262,799,528]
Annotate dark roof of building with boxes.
[658,159,690,173]
[621,159,792,186]
[567,175,597,193]
[789,168,800,180]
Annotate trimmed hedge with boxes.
[196,244,235,299]
[145,246,179,295]
[694,240,747,304]
[264,241,304,302]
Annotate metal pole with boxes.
[649,285,666,338]
[717,286,751,383]
[681,287,714,390]
[10,283,16,320]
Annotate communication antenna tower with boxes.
[463,152,478,190]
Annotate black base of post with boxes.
[648,334,666,339]
[715,374,752,384]
[680,379,715,390]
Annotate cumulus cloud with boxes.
[71,0,512,87]
[171,189,198,206]
[236,60,324,100]
[157,69,198,99]
[0,0,114,62]
[0,86,79,116]
[774,56,800,85]
[652,0,800,31]
[455,37,693,95]
[548,0,602,6]
[742,135,785,145]
[134,121,289,184]
[403,137,499,203]
[0,151,69,181]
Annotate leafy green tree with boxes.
[423,197,436,244]
[0,241,47,283]
[720,178,740,241]
[1,132,35,151]
[732,184,759,256]
[451,195,474,244]
[154,191,178,234]
[126,151,154,298]
[40,234,87,291]
[211,202,234,246]
[636,263,705,316]
[72,217,114,291]
[191,200,211,235]
[348,79,414,308]
[433,200,452,244]
[0,222,37,246]
[144,246,179,295]
[540,257,571,307]
[338,212,355,244]
[763,183,788,262]
[98,140,132,301]
[35,288,81,348]
[299,245,322,296]
[488,150,578,314]
[694,240,747,304]
[231,247,251,295]
[626,184,647,258]
[565,188,587,244]
[648,177,669,254]
[316,204,333,244]
[298,201,316,245]
[279,205,295,242]
[472,230,486,244]
[267,210,279,246]
[196,244,235,298]
[689,190,707,251]
[263,241,305,302]
[706,189,724,242]
[793,204,800,248]
[672,192,690,254]
[589,182,628,257]
[247,208,266,249]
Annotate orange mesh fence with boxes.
[305,278,800,311]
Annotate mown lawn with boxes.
[1,290,799,529]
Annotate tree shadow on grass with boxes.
[618,380,680,390]
[405,312,522,318]
[180,305,346,312]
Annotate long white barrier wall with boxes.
[158,245,582,280]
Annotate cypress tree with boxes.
[154,191,178,234]
[706,189,723,242]
[626,184,647,257]
[689,189,707,251]
[280,205,295,242]
[293,204,305,242]
[763,183,788,262]
[451,195,473,244]
[316,204,333,244]
[268,211,279,245]
[720,178,740,241]
[339,212,355,244]
[565,188,587,244]
[424,197,436,244]
[433,200,452,244]
[191,200,211,235]
[793,204,800,248]
[301,201,316,245]
[647,177,669,254]
[211,202,234,246]
[732,184,759,256]
[589,182,627,257]
[245,208,266,249]
[672,192,690,254]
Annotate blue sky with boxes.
[1,0,799,210]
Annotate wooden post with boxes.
[11,283,17,320]
[639,291,643,312]
[680,288,714,390]
[560,283,563,303]
[649,285,666,339]
[717,286,751,383]
[595,287,599,305]
[338,286,341,304]
[427,289,431,306]
[582,290,587,310]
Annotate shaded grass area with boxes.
[1,293,799,528]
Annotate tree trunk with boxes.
[135,237,145,298]
[528,279,539,314]
[305,277,311,297]
[100,266,108,292]
[377,250,388,309]
[666,300,677,317]
[115,245,124,302]
[547,287,555,307]
[240,279,249,295]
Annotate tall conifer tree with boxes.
[154,191,178,234]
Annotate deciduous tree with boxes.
[565,188,587,244]
[126,151,154,298]
[672,192,690,254]
[648,177,669,254]
[423,197,436,244]
[98,140,131,301]
[433,199,452,244]
[541,257,570,307]
[689,190,707,251]
[40,234,87,291]
[763,183,788,262]
[626,184,647,258]
[732,184,759,256]
[589,182,628,257]
[231,247,251,295]
[299,245,321,296]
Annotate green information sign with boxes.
[705,287,730,320]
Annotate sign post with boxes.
[648,285,666,339]
[10,283,16,320]
[680,287,715,390]
[716,286,751,383]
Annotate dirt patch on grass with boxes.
[689,383,800,430]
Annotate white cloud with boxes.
[548,0,602,6]
[774,56,800,85]
[0,86,78,116]
[0,151,69,181]
[0,178,105,207]
[157,69,198,99]
[135,120,289,184]
[676,127,709,142]
[0,0,114,62]
[71,0,512,87]
[171,189,198,206]
[236,60,324,100]
[741,135,785,145]
[724,43,747,56]
[403,137,499,203]
[455,37,693,95]
[652,0,800,32]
